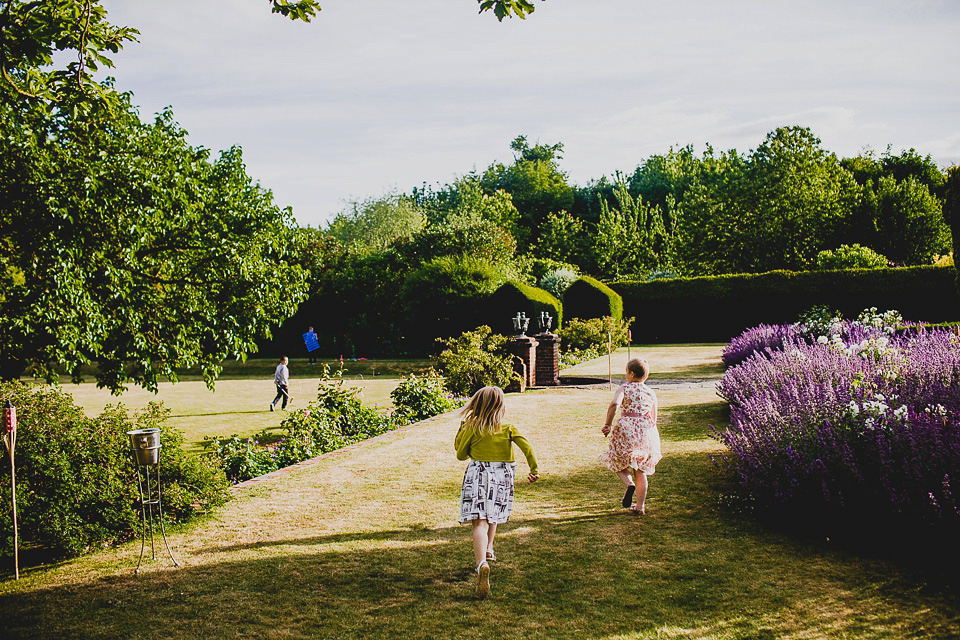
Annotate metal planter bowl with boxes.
[127,428,162,466]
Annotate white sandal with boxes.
[476,561,491,598]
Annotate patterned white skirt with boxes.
[459,461,516,524]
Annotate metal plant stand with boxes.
[127,428,180,574]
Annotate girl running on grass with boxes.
[599,358,662,515]
[455,386,539,599]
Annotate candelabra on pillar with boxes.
[507,312,538,388]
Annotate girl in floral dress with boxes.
[599,358,661,514]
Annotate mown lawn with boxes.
[1,345,957,639]
[60,358,432,451]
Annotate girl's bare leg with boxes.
[472,519,490,567]
[633,470,648,514]
[486,521,498,558]
[472,519,493,598]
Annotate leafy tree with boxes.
[532,210,589,267]
[288,226,343,289]
[571,176,616,224]
[678,127,859,274]
[840,150,949,266]
[0,96,306,391]
[326,192,426,253]
[880,148,948,200]
[394,217,517,268]
[477,0,540,21]
[416,174,522,245]
[627,145,699,234]
[480,135,574,249]
[870,175,950,265]
[306,248,408,357]
[591,183,673,279]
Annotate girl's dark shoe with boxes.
[622,485,636,508]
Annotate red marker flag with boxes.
[3,400,16,435]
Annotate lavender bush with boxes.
[721,323,804,367]
[722,306,905,368]
[714,327,960,530]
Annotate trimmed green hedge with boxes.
[563,276,623,322]
[611,266,960,343]
[484,281,562,335]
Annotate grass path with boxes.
[1,347,958,638]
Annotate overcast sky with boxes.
[98,0,960,228]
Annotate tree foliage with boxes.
[480,135,574,249]
[326,192,425,253]
[0,96,307,390]
[592,182,674,279]
[679,127,860,274]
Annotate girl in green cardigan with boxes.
[455,386,539,599]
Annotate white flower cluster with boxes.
[855,307,903,334]
[822,333,847,353]
[844,394,909,429]
[847,336,895,360]
[924,404,948,417]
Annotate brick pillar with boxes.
[507,335,538,388]
[535,333,560,386]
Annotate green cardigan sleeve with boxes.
[454,423,472,461]
[510,426,539,475]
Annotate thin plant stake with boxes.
[3,400,17,580]
[607,331,613,390]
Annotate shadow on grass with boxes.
[170,410,270,418]
[660,401,729,442]
[649,361,725,379]
[3,459,958,640]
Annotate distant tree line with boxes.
[286,126,953,356]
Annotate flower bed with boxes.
[714,319,960,531]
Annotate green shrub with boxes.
[539,268,579,299]
[311,364,396,439]
[400,255,506,352]
[433,326,514,396]
[205,434,280,484]
[559,316,634,353]
[816,244,889,270]
[563,276,623,322]
[390,372,459,423]
[0,382,229,559]
[275,410,348,466]
[516,256,579,282]
[484,281,563,334]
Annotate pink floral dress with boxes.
[599,382,662,475]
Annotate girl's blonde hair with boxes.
[459,386,505,436]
